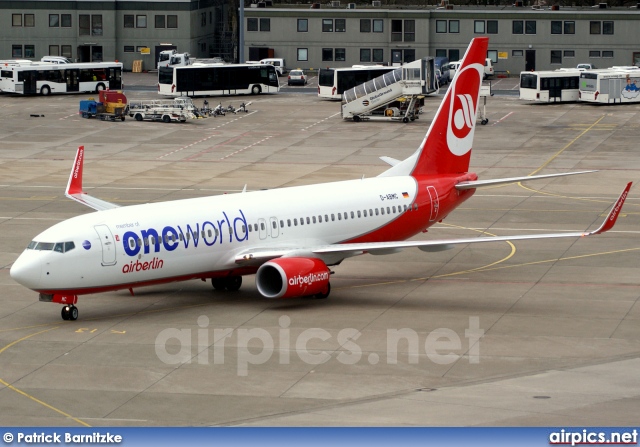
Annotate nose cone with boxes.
[10,251,42,289]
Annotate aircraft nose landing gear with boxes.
[61,305,79,321]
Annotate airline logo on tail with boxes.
[447,63,483,156]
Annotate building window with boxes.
[551,21,562,34]
[564,21,575,34]
[360,48,371,62]
[590,21,601,34]
[136,15,146,28]
[603,21,614,34]
[297,48,308,61]
[200,42,206,52]
[24,45,35,58]
[449,20,459,33]
[335,18,346,32]
[298,18,308,32]
[487,20,498,34]
[564,50,575,58]
[360,19,371,32]
[93,15,103,35]
[335,48,346,61]
[124,15,134,28]
[436,20,446,33]
[12,45,22,58]
[322,48,333,61]
[404,20,415,41]
[373,48,383,62]
[124,46,135,53]
[79,15,90,35]
[474,20,485,34]
[49,45,59,56]
[525,20,536,34]
[155,15,165,28]
[247,18,258,31]
[551,50,562,64]
[373,19,383,32]
[61,14,71,27]
[12,14,22,27]
[201,12,206,26]
[602,50,614,58]
[323,19,333,32]
[61,45,72,58]
[589,50,601,58]
[167,15,177,28]
[24,14,35,27]
[260,18,270,31]
[449,49,459,61]
[50,14,60,27]
[391,19,402,41]
[512,50,523,57]
[513,20,523,34]
[487,50,498,63]
[435,49,447,58]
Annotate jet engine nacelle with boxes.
[256,257,330,299]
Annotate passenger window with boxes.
[54,243,64,253]
[260,223,265,231]
[392,206,396,213]
[186,233,191,240]
[386,207,390,214]
[272,221,276,229]
[294,218,298,226]
[318,215,323,223]
[229,227,233,235]
[254,224,258,232]
[144,238,149,246]
[381,208,385,215]
[369,209,373,216]
[350,211,354,219]
[338,214,342,221]
[306,217,310,224]
[300,217,304,225]
[357,211,361,218]
[331,214,335,221]
[248,226,252,233]
[242,225,247,233]
[280,220,284,227]
[325,214,329,222]
[179,234,184,241]
[375,209,379,216]
[287,219,291,227]
[64,241,75,252]
[312,216,316,224]
[363,210,367,217]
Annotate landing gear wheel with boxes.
[69,305,78,321]
[61,306,69,320]
[313,283,331,299]
[225,276,242,291]
[481,118,489,125]
[211,278,226,290]
[352,115,361,122]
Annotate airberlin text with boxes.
[122,257,164,274]
[121,209,248,258]
[289,271,329,287]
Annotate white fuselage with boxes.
[12,176,419,294]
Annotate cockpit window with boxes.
[27,241,75,253]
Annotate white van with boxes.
[446,58,493,82]
[260,58,287,76]
[41,56,72,64]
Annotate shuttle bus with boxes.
[318,65,395,100]
[0,60,123,95]
[579,69,640,104]
[519,69,581,103]
[158,63,279,97]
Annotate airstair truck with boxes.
[341,57,437,123]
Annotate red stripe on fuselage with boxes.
[343,174,477,244]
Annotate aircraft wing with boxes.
[65,146,119,211]
[235,182,631,263]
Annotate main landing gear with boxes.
[61,305,79,321]
[211,276,243,292]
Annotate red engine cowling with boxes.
[256,257,330,299]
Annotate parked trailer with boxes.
[128,97,199,123]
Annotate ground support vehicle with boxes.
[128,97,199,123]
[78,90,127,121]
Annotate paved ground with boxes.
[0,73,639,427]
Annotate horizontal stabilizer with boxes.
[380,156,401,167]
[455,171,597,190]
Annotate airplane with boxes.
[10,37,633,321]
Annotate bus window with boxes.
[520,73,537,89]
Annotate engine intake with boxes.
[256,257,330,299]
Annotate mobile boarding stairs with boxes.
[341,58,438,123]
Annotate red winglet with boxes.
[66,146,85,196]
[587,182,632,235]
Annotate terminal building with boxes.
[1,0,639,74]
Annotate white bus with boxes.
[579,69,640,104]
[318,65,395,100]
[519,69,581,103]
[158,63,279,97]
[0,61,123,95]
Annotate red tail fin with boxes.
[411,37,489,176]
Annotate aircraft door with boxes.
[269,217,279,238]
[258,218,268,240]
[427,186,439,222]
[94,224,117,266]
